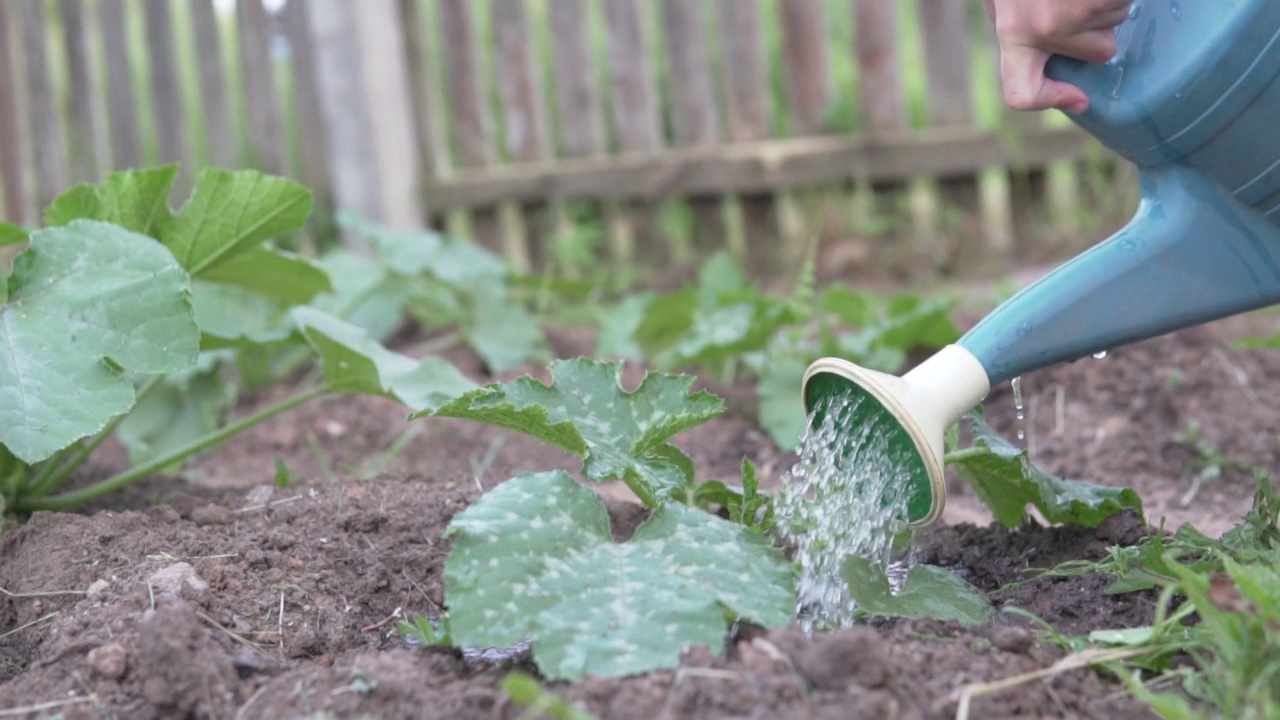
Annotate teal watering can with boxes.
[802,0,1280,526]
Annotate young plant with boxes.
[411,358,795,681]
[0,166,476,516]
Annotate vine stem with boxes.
[17,386,329,513]
[26,376,165,498]
[942,447,987,465]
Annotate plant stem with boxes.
[942,447,989,465]
[622,469,658,510]
[16,386,329,513]
[26,376,165,498]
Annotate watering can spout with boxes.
[959,164,1280,385]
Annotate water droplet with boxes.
[1012,377,1026,443]
[1170,1,1180,19]
[777,392,914,632]
[1093,350,1108,359]
[1128,3,1140,19]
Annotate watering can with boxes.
[802,0,1280,527]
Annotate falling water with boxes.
[777,392,915,633]
[1012,376,1025,442]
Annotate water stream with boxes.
[777,392,915,633]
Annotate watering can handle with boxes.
[1043,54,1122,109]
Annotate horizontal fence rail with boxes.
[0,0,1123,280]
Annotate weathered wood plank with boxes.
[438,0,498,247]
[99,0,143,170]
[494,0,549,163]
[855,0,908,133]
[190,0,237,168]
[661,0,717,147]
[604,0,661,154]
[549,0,606,158]
[306,0,379,251]
[602,0,664,265]
[0,1,29,221]
[780,0,830,136]
[716,0,778,277]
[143,0,191,178]
[19,0,68,208]
[237,0,286,174]
[282,0,329,198]
[717,0,770,142]
[61,0,104,182]
[919,0,972,127]
[424,126,1090,208]
[660,0,723,253]
[493,0,552,269]
[398,0,445,179]
[356,0,424,228]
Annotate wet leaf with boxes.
[445,471,795,680]
[950,412,1144,528]
[292,307,475,413]
[841,556,992,625]
[419,359,724,501]
[0,220,199,462]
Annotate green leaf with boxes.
[444,471,795,680]
[841,556,992,625]
[115,354,236,472]
[190,281,294,348]
[43,165,178,235]
[199,247,331,305]
[421,359,725,501]
[594,293,653,360]
[0,220,199,463]
[163,168,312,276]
[338,209,507,284]
[756,356,809,451]
[0,223,28,247]
[292,307,475,413]
[821,285,877,327]
[312,249,414,341]
[463,277,548,373]
[949,412,1144,528]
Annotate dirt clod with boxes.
[87,642,128,679]
[791,627,890,691]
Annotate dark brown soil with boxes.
[3,304,1280,719]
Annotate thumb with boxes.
[998,43,1090,114]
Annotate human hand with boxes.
[982,0,1132,114]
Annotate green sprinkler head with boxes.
[801,345,990,528]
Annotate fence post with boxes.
[780,0,830,136]
[190,0,237,169]
[717,0,778,277]
[660,0,724,257]
[19,0,68,210]
[143,0,193,194]
[237,0,286,175]
[356,0,423,229]
[282,0,331,204]
[438,0,499,249]
[0,1,28,222]
[604,0,662,268]
[99,0,142,171]
[306,0,379,253]
[493,0,553,271]
[60,0,104,183]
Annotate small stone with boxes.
[85,579,110,598]
[991,625,1034,654]
[191,505,231,526]
[245,485,274,506]
[88,642,128,680]
[793,627,890,690]
[148,562,209,600]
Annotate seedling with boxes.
[1173,419,1251,506]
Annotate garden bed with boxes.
[3,311,1277,719]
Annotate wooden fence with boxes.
[0,0,1123,280]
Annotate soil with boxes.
[4,299,1280,719]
